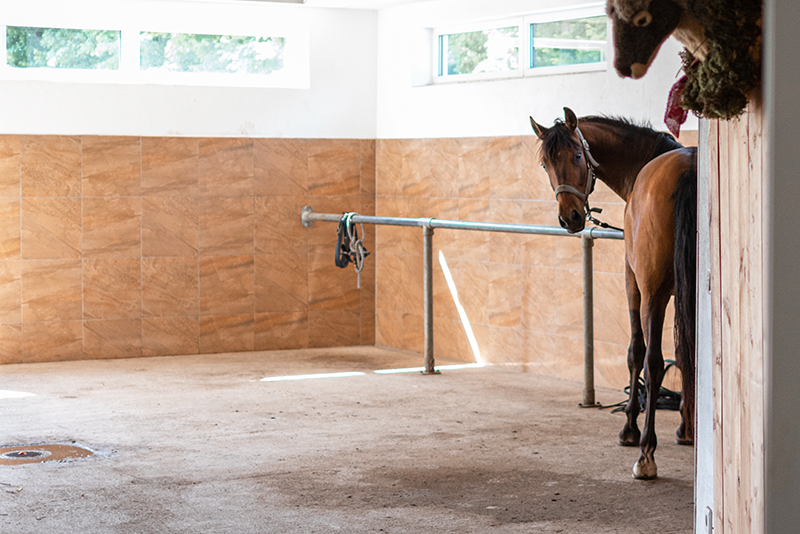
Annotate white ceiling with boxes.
[184,0,435,9]
[283,0,434,9]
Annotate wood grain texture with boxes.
[710,95,765,534]
[709,118,725,533]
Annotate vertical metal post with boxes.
[581,234,596,406]
[422,224,439,374]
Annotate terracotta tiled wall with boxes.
[0,135,375,364]
[0,129,697,387]
[374,132,698,390]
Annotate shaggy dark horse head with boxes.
[607,0,707,78]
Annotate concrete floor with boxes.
[0,347,693,533]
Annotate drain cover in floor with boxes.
[0,444,95,465]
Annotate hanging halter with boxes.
[553,127,622,232]
[335,212,370,288]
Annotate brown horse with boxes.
[530,108,697,480]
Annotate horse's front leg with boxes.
[632,294,669,480]
[620,261,644,446]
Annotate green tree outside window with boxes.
[140,33,284,75]
[531,16,606,68]
[6,26,120,70]
[442,26,519,76]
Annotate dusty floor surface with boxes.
[0,347,694,533]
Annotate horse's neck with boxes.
[579,122,670,202]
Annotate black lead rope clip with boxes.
[335,213,371,288]
[586,206,624,233]
[335,214,352,268]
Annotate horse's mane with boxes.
[580,115,684,158]
[580,114,652,130]
[540,115,683,162]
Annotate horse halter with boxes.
[552,128,623,232]
[553,126,601,207]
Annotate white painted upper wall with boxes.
[0,0,378,138]
[375,0,698,139]
[0,0,697,139]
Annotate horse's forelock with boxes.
[540,121,581,164]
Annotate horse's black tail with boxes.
[673,164,697,440]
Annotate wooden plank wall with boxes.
[708,91,765,533]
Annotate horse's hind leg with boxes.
[674,331,695,445]
[675,319,695,446]
[676,387,694,445]
[620,260,645,447]
[632,292,670,480]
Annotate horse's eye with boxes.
[576,153,582,161]
[541,162,547,171]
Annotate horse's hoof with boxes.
[619,428,640,447]
[632,458,658,480]
[676,428,694,446]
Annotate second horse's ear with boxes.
[563,107,578,131]
[530,116,548,139]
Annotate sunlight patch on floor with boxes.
[260,371,366,382]
[438,250,484,366]
[373,363,485,374]
[0,390,36,399]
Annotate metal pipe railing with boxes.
[581,234,596,406]
[301,206,622,240]
[301,206,624,404]
[422,223,436,375]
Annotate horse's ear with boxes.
[530,116,548,140]
[563,107,578,131]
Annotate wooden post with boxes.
[709,95,765,534]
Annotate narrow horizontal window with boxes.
[139,32,285,75]
[530,15,606,69]
[438,25,519,77]
[6,26,120,70]
[1,15,308,88]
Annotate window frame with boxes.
[432,2,608,84]
[0,15,310,89]
[435,16,524,82]
[4,26,123,72]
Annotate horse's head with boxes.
[607,0,684,78]
[530,107,591,234]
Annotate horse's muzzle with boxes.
[559,209,585,233]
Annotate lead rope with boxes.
[586,205,624,232]
[335,212,370,289]
[599,360,682,413]
[575,127,624,233]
